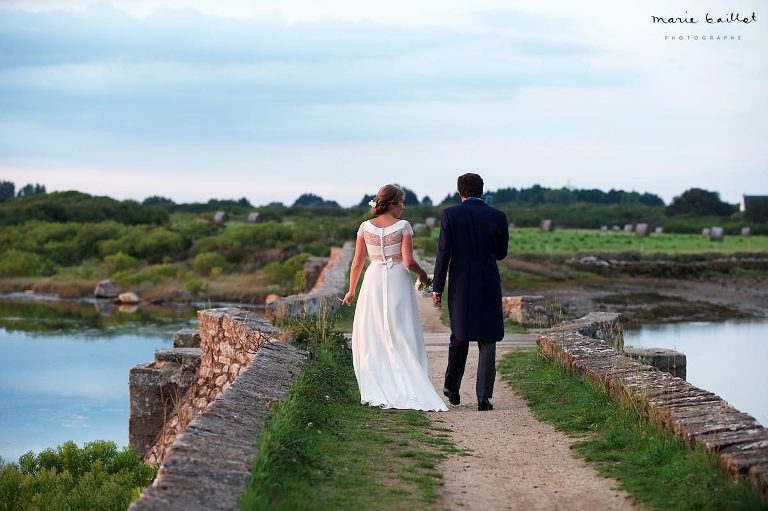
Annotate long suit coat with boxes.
[432,199,509,343]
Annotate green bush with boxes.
[193,252,229,276]
[0,250,53,277]
[103,252,140,274]
[0,440,156,511]
[263,253,311,289]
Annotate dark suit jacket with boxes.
[432,199,509,343]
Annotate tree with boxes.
[666,188,735,216]
[358,194,375,207]
[745,199,768,222]
[16,183,46,198]
[421,196,433,206]
[0,181,14,202]
[142,196,175,206]
[292,193,340,208]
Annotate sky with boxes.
[0,0,766,207]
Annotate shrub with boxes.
[103,252,140,274]
[193,252,229,276]
[0,440,156,511]
[0,250,53,277]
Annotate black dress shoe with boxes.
[478,398,494,411]
[443,388,460,406]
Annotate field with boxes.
[505,228,768,255]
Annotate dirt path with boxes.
[417,296,638,510]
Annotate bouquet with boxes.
[415,273,434,296]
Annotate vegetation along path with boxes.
[418,295,637,510]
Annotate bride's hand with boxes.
[341,291,355,306]
[417,273,429,285]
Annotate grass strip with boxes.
[499,349,765,511]
[240,319,463,511]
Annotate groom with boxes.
[432,173,509,411]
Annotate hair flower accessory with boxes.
[368,199,377,208]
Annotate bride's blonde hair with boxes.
[371,184,404,216]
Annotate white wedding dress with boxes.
[351,219,448,412]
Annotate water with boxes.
[0,299,197,463]
[625,319,768,427]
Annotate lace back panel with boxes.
[358,220,413,263]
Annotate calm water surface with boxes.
[625,319,768,426]
[0,299,196,462]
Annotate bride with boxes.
[342,185,448,412]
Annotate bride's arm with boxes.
[342,234,367,305]
[402,232,429,284]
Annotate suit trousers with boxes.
[444,334,496,400]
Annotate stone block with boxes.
[624,347,686,379]
[94,279,118,298]
[173,328,201,348]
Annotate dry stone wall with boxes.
[265,241,354,322]
[538,313,768,504]
[137,308,284,464]
[129,339,307,511]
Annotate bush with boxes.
[263,253,310,289]
[103,252,140,274]
[0,440,156,511]
[193,252,229,276]
[0,250,53,277]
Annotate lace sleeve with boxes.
[402,221,414,237]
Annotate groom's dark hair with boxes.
[457,173,483,198]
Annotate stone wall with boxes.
[501,295,563,327]
[129,339,307,511]
[133,308,285,464]
[265,241,354,323]
[537,313,768,503]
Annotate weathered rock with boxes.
[173,328,201,348]
[502,295,562,327]
[94,279,118,298]
[303,256,329,292]
[117,292,140,304]
[624,347,686,379]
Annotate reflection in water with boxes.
[625,319,768,427]
[0,300,198,462]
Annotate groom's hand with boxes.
[432,292,442,307]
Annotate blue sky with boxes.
[0,0,766,206]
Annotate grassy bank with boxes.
[241,318,464,510]
[499,349,764,510]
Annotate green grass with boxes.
[241,318,465,511]
[505,228,768,255]
[499,349,765,510]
